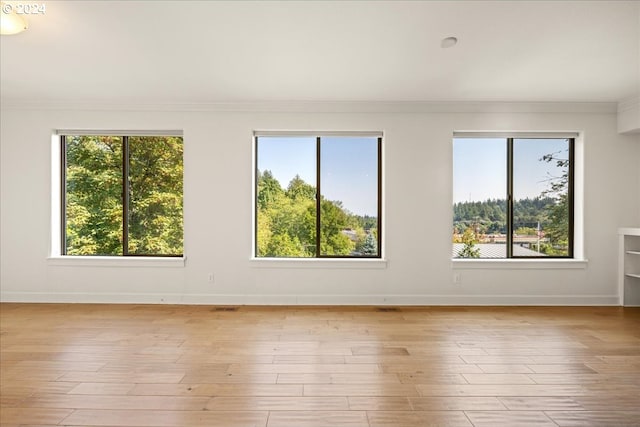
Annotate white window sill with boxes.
[250,258,388,269]
[47,256,186,268]
[452,258,588,270]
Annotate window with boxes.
[453,135,574,259]
[255,133,381,258]
[60,133,183,256]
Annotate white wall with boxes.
[1,104,639,305]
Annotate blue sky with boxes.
[453,138,569,203]
[257,136,379,216]
[257,136,568,212]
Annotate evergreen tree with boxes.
[361,232,378,255]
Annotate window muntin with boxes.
[453,138,507,258]
[256,137,317,258]
[512,138,572,257]
[255,134,381,258]
[62,134,183,256]
[453,136,574,259]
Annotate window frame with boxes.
[453,134,575,260]
[59,132,184,257]
[253,132,383,259]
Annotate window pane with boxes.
[320,137,379,257]
[256,137,316,257]
[453,138,507,259]
[128,136,184,255]
[513,138,571,257]
[65,136,123,255]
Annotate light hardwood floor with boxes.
[1,304,639,427]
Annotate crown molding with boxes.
[617,95,640,134]
[0,100,618,114]
[618,95,640,113]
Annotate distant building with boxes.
[341,228,359,241]
[452,243,546,258]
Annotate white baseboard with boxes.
[0,291,620,306]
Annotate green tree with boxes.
[457,228,480,258]
[257,170,284,210]
[65,135,184,256]
[256,172,316,257]
[65,136,124,255]
[319,199,355,255]
[286,175,316,201]
[514,226,537,236]
[361,232,378,255]
[256,171,372,257]
[128,136,183,255]
[539,147,570,256]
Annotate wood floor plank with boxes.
[396,373,468,384]
[2,303,639,427]
[416,383,587,397]
[380,362,482,374]
[129,383,304,397]
[347,396,413,411]
[528,373,640,384]
[304,384,420,397]
[272,355,345,364]
[477,364,535,374]
[0,368,66,382]
[572,395,640,411]
[228,363,381,374]
[546,410,640,427]
[67,382,136,395]
[0,380,79,396]
[180,372,278,384]
[526,364,597,374]
[277,373,400,384]
[351,346,410,356]
[366,410,473,427]
[584,362,640,373]
[0,394,26,407]
[61,409,269,426]
[0,408,73,425]
[266,411,368,427]
[205,396,349,411]
[9,360,107,371]
[465,410,558,426]
[59,371,186,383]
[462,373,536,384]
[21,394,211,411]
[408,396,507,411]
[498,396,584,411]
[345,354,466,364]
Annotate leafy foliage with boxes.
[457,228,480,258]
[454,197,556,235]
[538,148,571,256]
[453,142,571,257]
[256,170,377,257]
[65,135,183,255]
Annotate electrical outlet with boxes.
[208,273,214,283]
[453,273,462,284]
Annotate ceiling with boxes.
[1,1,638,105]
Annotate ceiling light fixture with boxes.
[1,2,28,35]
[441,36,458,48]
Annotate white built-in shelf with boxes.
[619,228,640,306]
